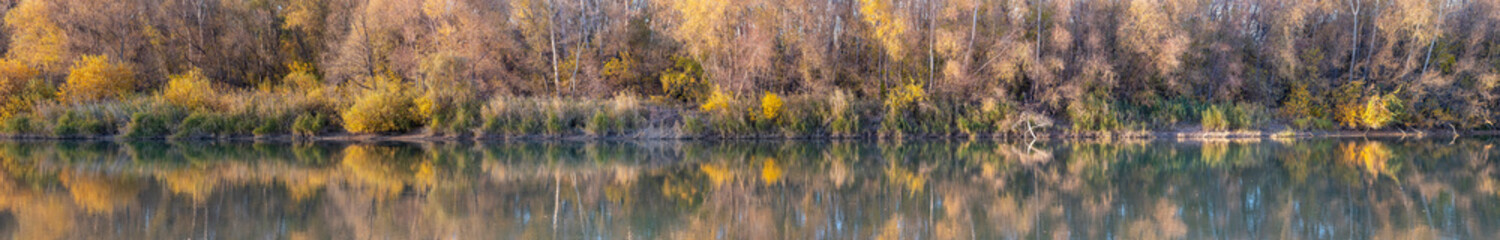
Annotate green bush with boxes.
[122,111,177,138]
[585,109,612,136]
[680,114,706,137]
[1227,103,1267,130]
[958,98,1010,137]
[824,91,859,137]
[253,118,282,136]
[53,111,110,137]
[173,112,219,139]
[1201,105,1228,131]
[292,113,326,136]
[1067,95,1121,132]
[0,115,39,135]
[776,98,821,137]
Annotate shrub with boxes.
[341,77,422,134]
[544,110,565,135]
[606,94,645,132]
[163,68,220,109]
[585,109,612,135]
[680,114,706,137]
[292,113,327,136]
[759,93,783,121]
[59,55,137,103]
[1360,93,1397,130]
[884,83,926,115]
[1227,103,1267,130]
[53,111,110,137]
[1333,81,1366,129]
[253,118,283,136]
[660,57,709,102]
[0,115,39,135]
[826,90,859,136]
[601,52,640,89]
[776,96,822,137]
[1,78,52,118]
[173,112,222,138]
[881,83,928,137]
[700,87,732,112]
[121,111,178,138]
[1067,94,1120,132]
[1201,104,1228,131]
[958,98,1010,137]
[0,60,39,116]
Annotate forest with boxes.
[0,0,1496,139]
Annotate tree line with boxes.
[0,0,1497,135]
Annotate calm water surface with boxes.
[0,138,1498,239]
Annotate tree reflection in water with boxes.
[0,139,1496,239]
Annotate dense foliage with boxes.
[0,0,1497,138]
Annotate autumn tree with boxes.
[4,0,66,73]
[58,55,136,103]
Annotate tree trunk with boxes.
[1421,1,1446,74]
[1035,0,1043,61]
[549,0,562,97]
[1347,0,1360,82]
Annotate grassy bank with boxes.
[1,85,1492,141]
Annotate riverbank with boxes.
[4,128,1494,142]
[2,92,1496,142]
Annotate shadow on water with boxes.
[0,138,1497,239]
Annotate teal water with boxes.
[0,139,1497,239]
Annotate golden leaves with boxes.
[668,0,733,58]
[4,0,67,72]
[859,0,909,60]
[163,68,221,109]
[58,55,136,104]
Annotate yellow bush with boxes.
[162,68,219,109]
[341,76,422,133]
[0,59,40,118]
[884,83,926,113]
[58,55,136,103]
[1279,82,1316,118]
[700,86,732,112]
[0,59,37,92]
[415,92,438,117]
[1332,81,1365,128]
[660,57,709,102]
[282,67,322,93]
[760,92,782,120]
[1360,94,1396,129]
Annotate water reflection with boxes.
[0,139,1497,239]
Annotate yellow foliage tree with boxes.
[0,59,40,117]
[4,0,68,72]
[58,55,137,104]
[162,68,220,109]
[667,0,732,58]
[859,0,908,60]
